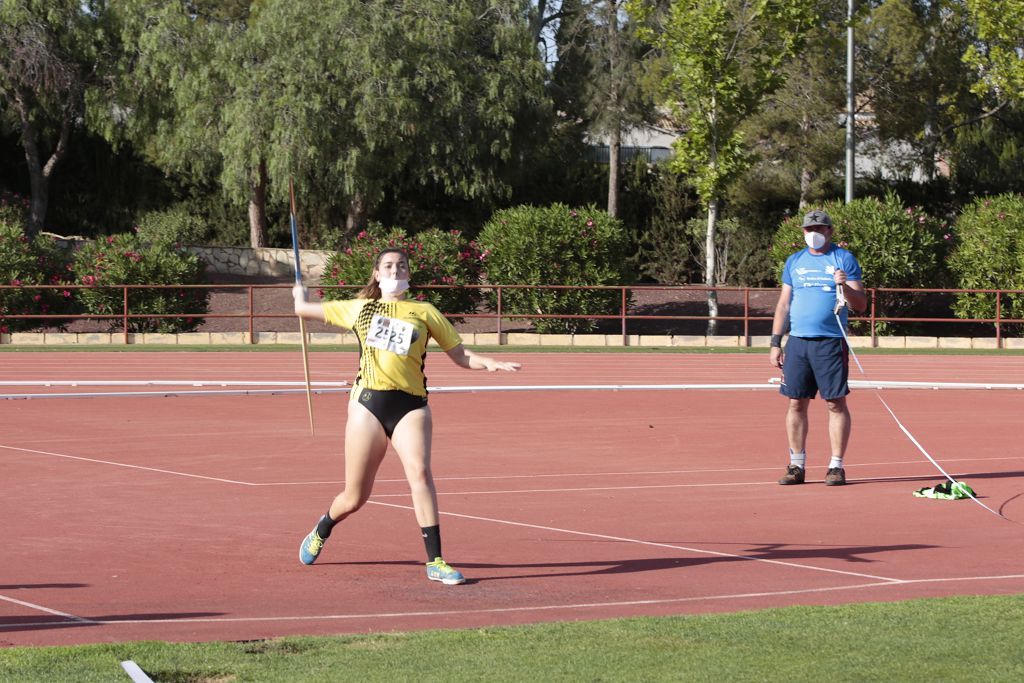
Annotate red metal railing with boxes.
[2,283,1023,346]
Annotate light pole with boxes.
[845,0,855,203]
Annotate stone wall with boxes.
[44,234,333,280]
[185,245,332,280]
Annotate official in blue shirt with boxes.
[769,210,867,487]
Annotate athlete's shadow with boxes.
[0,612,225,633]
[326,541,937,583]
[0,583,87,589]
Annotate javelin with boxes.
[289,177,316,436]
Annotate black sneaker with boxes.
[778,465,805,485]
[824,467,846,486]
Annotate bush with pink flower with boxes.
[72,233,209,332]
[949,193,1024,333]
[0,193,78,332]
[477,204,634,333]
[319,224,483,317]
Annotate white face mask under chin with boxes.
[804,231,827,250]
[378,277,410,295]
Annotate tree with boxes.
[859,0,995,183]
[736,0,847,211]
[0,0,109,236]
[964,0,1024,102]
[108,0,544,246]
[254,0,545,236]
[108,1,277,247]
[626,0,816,332]
[554,1,649,217]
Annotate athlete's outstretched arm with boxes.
[445,344,521,372]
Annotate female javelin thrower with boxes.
[293,247,521,585]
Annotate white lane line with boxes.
[369,501,902,582]
[4,575,1024,630]
[9,442,1017,491]
[0,594,94,623]
[252,455,1024,487]
[0,445,254,486]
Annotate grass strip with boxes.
[2,595,1023,682]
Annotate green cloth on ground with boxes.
[913,481,975,500]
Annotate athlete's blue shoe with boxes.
[426,557,465,585]
[299,529,326,565]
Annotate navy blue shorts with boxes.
[780,336,850,400]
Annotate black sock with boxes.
[421,525,441,561]
[316,513,338,539]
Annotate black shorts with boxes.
[352,387,428,438]
[780,336,850,400]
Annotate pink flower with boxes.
[10,279,21,286]
[62,290,71,298]
[586,220,594,227]
[82,275,96,286]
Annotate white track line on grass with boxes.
[4,574,1024,630]
[0,594,94,623]
[369,500,902,582]
[0,445,254,486]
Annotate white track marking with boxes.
[368,501,901,581]
[4,575,1024,630]
[6,443,1018,492]
[0,445,253,485]
[120,661,156,683]
[0,594,94,623]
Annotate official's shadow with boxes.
[851,469,1024,491]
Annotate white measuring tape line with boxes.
[831,301,1014,522]
[120,661,155,683]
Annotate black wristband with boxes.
[770,334,783,348]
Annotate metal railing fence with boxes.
[2,283,1023,347]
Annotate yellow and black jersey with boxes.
[322,298,462,398]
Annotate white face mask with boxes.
[804,230,827,250]
[378,277,410,295]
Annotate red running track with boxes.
[1,351,1023,647]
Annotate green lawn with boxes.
[2,595,1023,682]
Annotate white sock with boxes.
[789,450,806,469]
[829,456,844,469]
